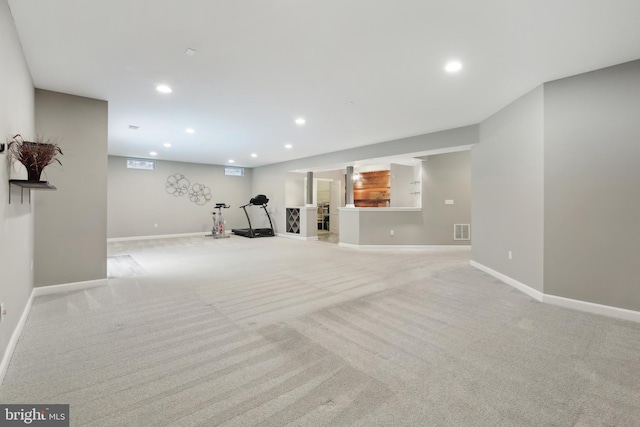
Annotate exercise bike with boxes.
[211,203,230,238]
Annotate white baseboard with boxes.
[470,260,543,301]
[543,294,640,323]
[108,232,206,242]
[277,233,318,241]
[33,278,108,296]
[0,290,35,386]
[340,243,472,250]
[338,242,359,249]
[1,278,108,386]
[470,260,640,323]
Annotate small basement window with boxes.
[225,167,244,176]
[127,159,155,170]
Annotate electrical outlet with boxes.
[508,251,513,260]
[390,230,394,236]
[154,223,158,228]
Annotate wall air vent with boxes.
[454,224,470,241]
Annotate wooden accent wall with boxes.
[354,170,390,207]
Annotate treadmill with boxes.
[231,194,275,238]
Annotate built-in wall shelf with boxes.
[317,204,330,231]
[9,180,57,204]
[286,208,301,234]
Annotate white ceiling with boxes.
[8,0,640,168]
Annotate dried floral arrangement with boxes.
[7,134,63,181]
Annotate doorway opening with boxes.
[313,178,342,243]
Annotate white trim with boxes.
[543,294,640,323]
[0,290,35,386]
[2,278,108,386]
[470,260,544,301]
[340,243,471,250]
[33,278,108,296]
[277,233,318,241]
[107,232,206,242]
[338,242,359,249]
[470,260,640,323]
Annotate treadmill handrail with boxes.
[240,204,253,230]
[260,204,274,232]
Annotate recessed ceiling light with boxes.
[184,48,197,56]
[163,142,171,148]
[156,84,172,93]
[228,159,235,163]
[444,61,463,73]
[185,128,195,134]
[149,151,158,156]
[251,153,257,158]
[284,144,293,149]
[295,118,306,125]
[128,125,139,130]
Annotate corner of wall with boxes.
[0,0,36,384]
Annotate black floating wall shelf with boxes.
[8,180,56,204]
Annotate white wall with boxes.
[284,172,305,207]
[0,0,35,373]
[390,163,417,207]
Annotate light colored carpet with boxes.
[107,255,145,278]
[2,236,639,426]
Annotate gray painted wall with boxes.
[352,152,472,246]
[253,125,478,239]
[358,210,425,245]
[423,151,472,245]
[0,0,35,366]
[34,90,108,287]
[108,156,252,238]
[472,85,544,292]
[339,209,359,245]
[544,60,640,311]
